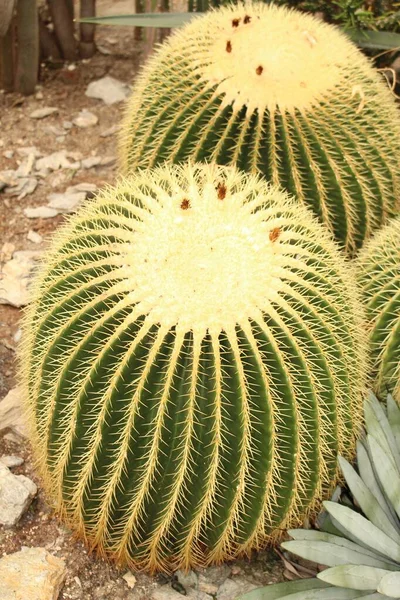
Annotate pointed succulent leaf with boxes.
[354,595,397,600]
[387,396,400,456]
[323,502,400,563]
[238,578,330,600]
[287,531,397,567]
[282,540,396,569]
[338,456,400,544]
[377,571,400,597]
[277,589,377,599]
[356,441,399,528]
[365,394,400,471]
[368,435,400,521]
[317,565,391,591]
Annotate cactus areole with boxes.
[120,3,400,255]
[22,164,366,572]
[357,217,400,402]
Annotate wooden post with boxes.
[47,0,78,61]
[15,0,39,95]
[79,0,96,58]
[0,20,15,91]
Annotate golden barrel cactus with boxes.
[22,163,366,572]
[357,217,400,402]
[120,2,400,255]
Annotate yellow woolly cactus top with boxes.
[196,3,357,113]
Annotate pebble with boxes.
[63,120,73,130]
[176,569,198,589]
[152,587,212,600]
[86,76,130,105]
[3,150,14,159]
[1,241,15,262]
[24,206,58,219]
[29,107,58,119]
[122,572,137,589]
[0,547,66,600]
[17,146,42,157]
[35,150,80,172]
[0,386,25,435]
[27,229,43,244]
[0,455,24,468]
[73,110,98,128]
[0,463,37,526]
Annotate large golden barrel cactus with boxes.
[357,217,400,402]
[120,2,400,256]
[22,163,366,572]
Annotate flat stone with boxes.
[16,146,42,158]
[0,250,42,306]
[152,586,212,600]
[46,125,66,137]
[3,151,14,159]
[81,156,102,169]
[217,578,257,600]
[0,455,24,468]
[101,155,117,166]
[7,177,38,199]
[86,76,130,105]
[63,120,73,130]
[201,565,232,586]
[66,182,97,194]
[0,463,37,526]
[47,191,86,213]
[100,125,119,137]
[0,388,27,439]
[0,547,66,600]
[27,230,43,244]
[1,242,15,262]
[73,110,98,128]
[24,206,58,219]
[30,107,58,119]
[35,150,79,172]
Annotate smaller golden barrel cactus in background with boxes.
[357,217,400,402]
[120,2,400,255]
[22,163,367,572]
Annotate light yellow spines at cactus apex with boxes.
[357,217,400,402]
[120,2,400,255]
[22,163,367,572]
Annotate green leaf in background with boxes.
[79,13,400,50]
[345,28,400,50]
[367,435,400,521]
[79,12,197,27]
[317,565,391,592]
[387,395,400,456]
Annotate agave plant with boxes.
[119,2,400,255]
[356,217,400,403]
[21,162,366,572]
[240,393,400,599]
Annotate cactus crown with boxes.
[120,2,400,255]
[357,217,400,401]
[197,4,355,114]
[21,163,366,572]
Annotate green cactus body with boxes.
[357,217,400,402]
[22,164,366,572]
[119,2,400,256]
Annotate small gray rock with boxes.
[30,107,58,119]
[0,463,37,526]
[152,586,212,600]
[0,455,24,468]
[100,124,119,138]
[176,568,198,589]
[86,76,130,105]
[201,565,232,586]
